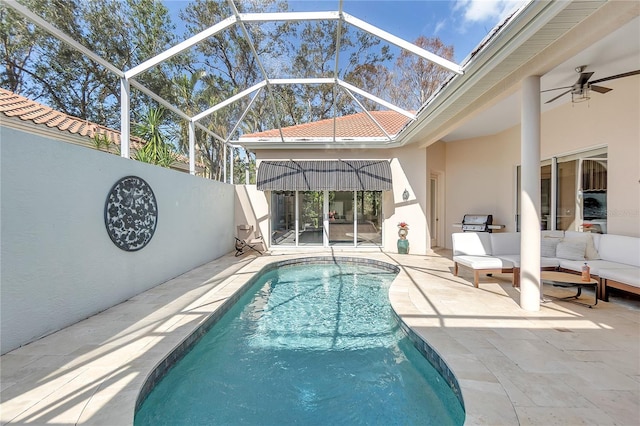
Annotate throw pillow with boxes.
[540,237,561,257]
[564,231,601,260]
[556,239,587,261]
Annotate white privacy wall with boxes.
[0,127,235,354]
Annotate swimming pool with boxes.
[135,259,465,425]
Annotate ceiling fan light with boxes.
[572,87,590,103]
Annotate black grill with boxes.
[461,214,493,232]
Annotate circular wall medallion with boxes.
[104,176,158,251]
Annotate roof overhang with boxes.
[405,0,639,148]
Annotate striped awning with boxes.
[257,160,392,191]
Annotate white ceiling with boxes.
[441,16,640,142]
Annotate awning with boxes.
[256,160,392,191]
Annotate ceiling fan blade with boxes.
[590,85,612,94]
[590,69,640,85]
[541,85,573,93]
[577,72,594,86]
[545,89,572,104]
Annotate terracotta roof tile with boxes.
[242,110,412,140]
[0,88,198,167]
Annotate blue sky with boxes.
[163,0,527,63]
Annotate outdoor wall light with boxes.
[402,189,410,201]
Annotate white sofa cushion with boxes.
[540,236,562,257]
[453,255,514,270]
[490,232,521,255]
[496,255,560,269]
[452,232,492,256]
[599,268,640,287]
[564,231,601,260]
[597,234,640,267]
[556,239,587,261]
[559,259,630,275]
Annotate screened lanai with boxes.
[4,0,469,177]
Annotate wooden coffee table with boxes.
[540,271,598,308]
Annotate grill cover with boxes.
[257,160,392,191]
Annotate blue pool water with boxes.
[135,261,464,425]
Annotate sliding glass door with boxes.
[328,191,355,245]
[298,191,324,245]
[516,148,607,233]
[270,190,383,247]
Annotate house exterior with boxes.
[236,1,640,257]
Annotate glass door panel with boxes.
[556,160,577,231]
[329,191,355,245]
[298,191,323,245]
[540,165,551,230]
[271,191,296,246]
[356,191,382,246]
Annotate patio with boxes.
[1,249,638,425]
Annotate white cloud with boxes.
[455,0,528,23]
[434,19,447,35]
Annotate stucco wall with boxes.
[442,76,640,247]
[252,146,429,254]
[0,127,235,354]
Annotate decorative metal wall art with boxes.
[104,176,158,251]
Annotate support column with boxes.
[223,144,227,183]
[230,146,234,184]
[120,78,130,158]
[245,148,250,184]
[188,121,196,176]
[520,76,542,311]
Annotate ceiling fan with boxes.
[543,65,640,104]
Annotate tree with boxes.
[391,36,455,110]
[1,0,185,127]
[132,106,178,168]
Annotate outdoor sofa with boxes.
[452,231,640,301]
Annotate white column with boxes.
[120,78,130,158]
[230,146,234,185]
[223,144,227,183]
[520,76,542,311]
[188,121,196,175]
[245,148,250,184]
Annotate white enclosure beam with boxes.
[129,79,191,121]
[225,88,263,143]
[340,86,392,140]
[223,144,227,183]
[192,81,267,122]
[120,78,130,158]
[227,0,285,142]
[5,0,124,77]
[269,78,335,85]
[338,80,416,119]
[124,16,237,78]
[195,122,226,144]
[239,11,339,23]
[188,121,196,175]
[343,13,462,75]
[229,146,234,184]
[333,1,345,143]
[245,149,250,184]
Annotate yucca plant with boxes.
[133,106,177,168]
